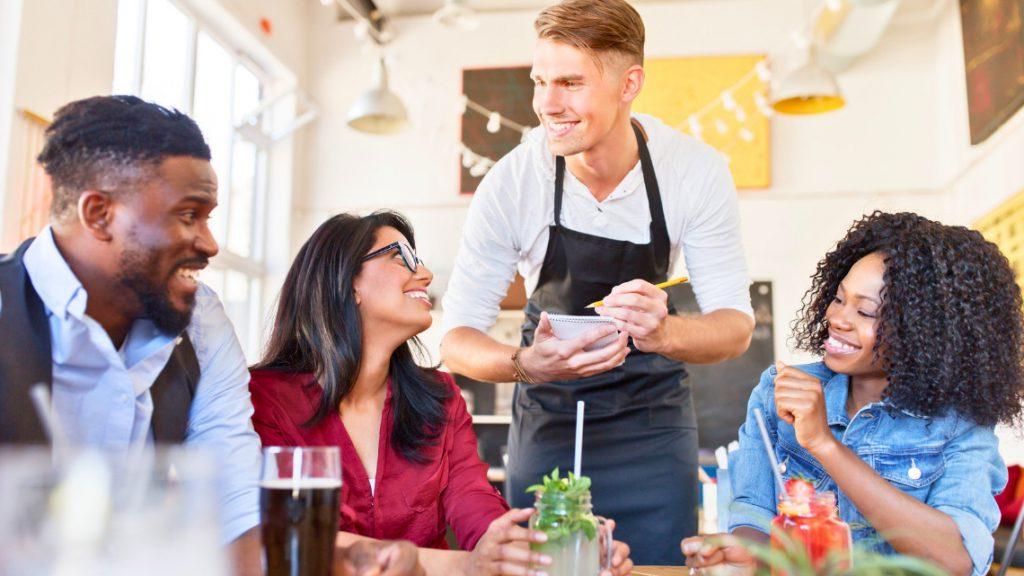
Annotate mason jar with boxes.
[529,489,610,576]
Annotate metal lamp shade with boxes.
[770,49,845,115]
[347,59,409,134]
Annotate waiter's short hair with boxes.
[534,0,645,67]
[37,95,211,223]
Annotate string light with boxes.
[722,90,737,111]
[755,60,772,82]
[455,0,843,178]
[486,112,502,133]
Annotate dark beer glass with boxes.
[260,447,341,576]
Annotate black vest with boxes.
[0,239,199,444]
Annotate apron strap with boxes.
[631,120,671,270]
[552,119,671,268]
[554,155,566,227]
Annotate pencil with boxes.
[584,276,689,309]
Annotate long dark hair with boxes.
[253,211,451,462]
[792,211,1024,426]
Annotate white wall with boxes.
[0,0,24,246]
[298,0,964,364]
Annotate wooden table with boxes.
[633,568,687,576]
[633,565,1024,575]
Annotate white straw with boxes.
[753,408,789,501]
[574,401,584,478]
[292,448,302,499]
[29,383,70,461]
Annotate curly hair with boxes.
[792,211,1024,426]
[37,95,211,223]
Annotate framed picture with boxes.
[960,0,1024,145]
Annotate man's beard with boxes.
[117,245,196,336]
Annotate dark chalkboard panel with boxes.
[666,280,774,449]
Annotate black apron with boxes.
[506,122,698,565]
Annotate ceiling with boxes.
[342,0,662,18]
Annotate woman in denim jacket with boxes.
[683,212,1024,575]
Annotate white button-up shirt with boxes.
[442,113,753,335]
[22,227,261,542]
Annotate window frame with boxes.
[113,0,281,358]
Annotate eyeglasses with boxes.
[361,241,421,273]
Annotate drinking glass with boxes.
[260,446,342,576]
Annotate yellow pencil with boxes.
[585,276,689,309]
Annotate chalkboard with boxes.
[666,280,774,450]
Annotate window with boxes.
[114,0,273,360]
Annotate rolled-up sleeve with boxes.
[440,374,510,549]
[727,366,778,534]
[678,150,753,318]
[440,161,522,335]
[928,419,1007,576]
[185,285,262,543]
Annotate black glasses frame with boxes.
[361,241,421,273]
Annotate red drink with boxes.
[770,486,852,575]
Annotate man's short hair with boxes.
[37,95,211,222]
[534,0,645,67]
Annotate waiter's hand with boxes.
[595,279,670,354]
[336,540,424,576]
[520,312,630,383]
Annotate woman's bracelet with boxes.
[511,347,536,384]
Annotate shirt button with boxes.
[778,461,787,474]
[861,412,875,419]
[121,394,130,403]
[593,214,609,227]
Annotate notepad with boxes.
[547,314,619,351]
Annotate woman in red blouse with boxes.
[249,211,632,576]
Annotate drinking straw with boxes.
[29,383,70,461]
[573,401,584,478]
[292,448,302,499]
[753,408,790,502]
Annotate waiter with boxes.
[440,0,754,564]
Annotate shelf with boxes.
[471,414,512,425]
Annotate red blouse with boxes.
[248,369,508,550]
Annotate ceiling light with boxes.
[770,47,845,115]
[347,57,409,134]
[433,0,479,31]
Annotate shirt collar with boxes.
[823,370,851,427]
[530,112,660,185]
[821,366,931,425]
[22,226,89,321]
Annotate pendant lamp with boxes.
[347,57,409,134]
[770,46,845,115]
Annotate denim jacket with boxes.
[728,362,1007,576]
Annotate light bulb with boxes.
[486,112,501,133]
[722,91,737,111]
[739,128,755,142]
[687,115,701,135]
[756,60,772,82]
[715,118,729,135]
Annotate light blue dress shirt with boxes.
[22,227,261,543]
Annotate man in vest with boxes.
[0,96,422,576]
